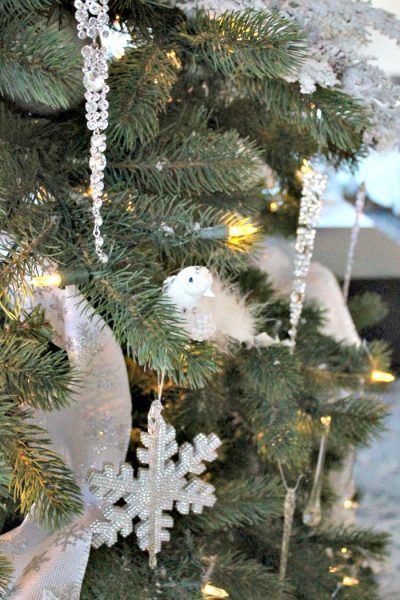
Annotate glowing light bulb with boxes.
[342,576,359,587]
[29,273,63,288]
[340,547,348,555]
[300,160,314,175]
[329,566,339,573]
[269,201,279,212]
[228,220,259,241]
[343,499,358,509]
[370,369,395,383]
[166,50,182,70]
[320,415,332,428]
[202,583,229,598]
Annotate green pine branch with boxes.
[0,16,83,111]
[0,553,12,597]
[0,399,83,528]
[191,475,284,532]
[108,45,180,150]
[108,130,262,196]
[244,79,369,153]
[311,527,390,561]
[239,345,302,403]
[78,246,220,387]
[327,394,387,446]
[0,327,76,411]
[210,551,294,600]
[0,0,53,14]
[178,10,306,80]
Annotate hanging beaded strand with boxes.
[288,161,328,348]
[75,0,110,263]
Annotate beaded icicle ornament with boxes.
[288,161,328,347]
[75,0,110,263]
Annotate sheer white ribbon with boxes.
[0,283,131,600]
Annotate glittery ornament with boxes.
[289,162,327,348]
[134,399,221,567]
[87,401,221,561]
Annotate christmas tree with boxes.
[0,1,395,598]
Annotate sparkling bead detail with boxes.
[289,163,328,348]
[75,0,110,263]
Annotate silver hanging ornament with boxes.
[303,415,331,527]
[289,161,328,348]
[278,464,303,582]
[74,0,110,263]
[342,186,366,302]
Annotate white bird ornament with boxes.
[163,266,215,313]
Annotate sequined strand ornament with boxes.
[74,0,110,263]
[342,186,366,302]
[288,161,328,348]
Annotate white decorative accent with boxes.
[163,266,215,312]
[74,0,110,263]
[163,268,257,345]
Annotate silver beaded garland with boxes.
[75,0,110,263]
[289,162,328,347]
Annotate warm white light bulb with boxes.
[202,583,229,598]
[29,273,63,288]
[370,369,395,383]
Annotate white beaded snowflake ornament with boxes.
[134,391,221,567]
[74,0,110,263]
[88,373,221,566]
